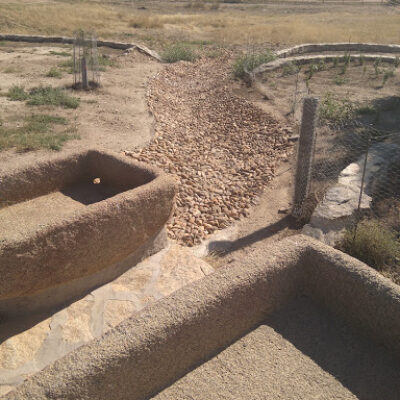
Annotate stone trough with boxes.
[4,235,400,399]
[0,150,175,317]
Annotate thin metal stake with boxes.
[353,133,371,242]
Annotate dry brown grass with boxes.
[129,15,164,29]
[0,1,400,47]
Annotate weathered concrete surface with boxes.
[0,34,161,60]
[154,298,400,400]
[3,235,400,400]
[253,53,399,76]
[0,150,176,311]
[303,143,400,245]
[0,244,214,396]
[276,43,400,58]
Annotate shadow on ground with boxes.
[207,214,300,255]
[265,297,400,400]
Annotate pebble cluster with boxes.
[126,56,292,246]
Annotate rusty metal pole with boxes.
[81,56,88,89]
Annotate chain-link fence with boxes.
[294,96,400,279]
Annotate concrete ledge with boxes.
[276,43,400,58]
[253,53,399,75]
[0,150,176,310]
[0,34,161,61]
[250,42,400,78]
[0,228,167,317]
[302,239,400,356]
[4,235,400,400]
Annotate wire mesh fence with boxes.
[73,30,100,90]
[293,95,400,276]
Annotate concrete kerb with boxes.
[254,53,398,75]
[4,235,400,400]
[0,34,162,61]
[276,43,400,58]
[250,42,400,78]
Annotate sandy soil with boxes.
[153,297,400,400]
[0,43,162,171]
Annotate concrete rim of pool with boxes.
[3,235,400,400]
[0,149,176,316]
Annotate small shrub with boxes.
[46,67,62,78]
[27,86,80,109]
[161,44,197,63]
[96,54,117,71]
[49,50,71,57]
[363,64,367,75]
[343,52,351,66]
[334,75,346,86]
[3,66,18,74]
[339,220,400,271]
[282,61,298,76]
[395,56,400,68]
[318,59,326,71]
[332,57,339,68]
[358,55,365,66]
[340,62,348,75]
[319,93,354,123]
[382,69,395,85]
[232,49,275,79]
[374,57,382,76]
[205,49,221,59]
[59,59,74,69]
[7,85,29,101]
[356,105,376,116]
[306,63,319,80]
[0,114,75,151]
[58,58,74,74]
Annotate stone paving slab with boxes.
[0,244,214,396]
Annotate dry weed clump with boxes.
[161,44,198,63]
[339,220,400,272]
[129,15,164,29]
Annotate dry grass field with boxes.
[0,0,400,50]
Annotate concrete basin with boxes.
[0,150,175,316]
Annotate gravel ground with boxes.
[126,56,292,246]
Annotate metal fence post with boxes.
[292,97,319,218]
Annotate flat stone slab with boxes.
[0,244,214,395]
[303,142,400,246]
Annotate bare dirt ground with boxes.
[0,42,162,171]
[153,297,400,400]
